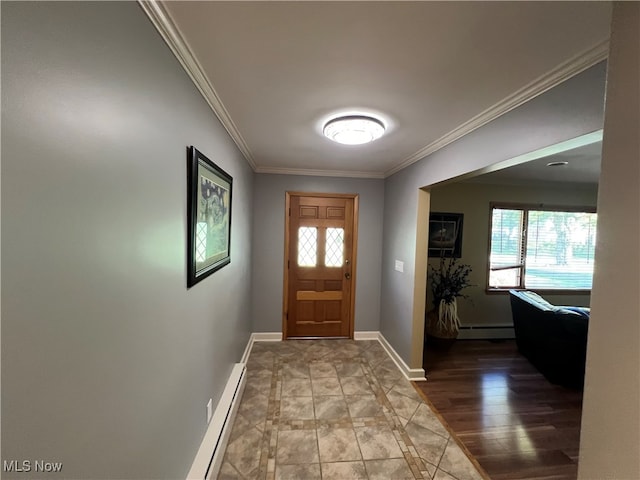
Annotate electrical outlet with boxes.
[206,398,213,424]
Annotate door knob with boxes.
[345,272,351,279]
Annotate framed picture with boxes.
[428,212,463,258]
[187,146,232,287]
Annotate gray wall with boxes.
[578,3,640,477]
[428,182,597,327]
[2,3,253,479]
[381,62,607,366]
[251,174,384,333]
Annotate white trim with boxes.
[240,334,255,365]
[137,1,256,170]
[457,326,515,340]
[187,364,246,480]
[354,331,380,341]
[141,2,607,181]
[240,332,283,364]
[252,332,283,342]
[377,333,427,381]
[385,40,610,177]
[255,166,385,179]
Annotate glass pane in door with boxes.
[325,228,344,267]
[298,227,317,267]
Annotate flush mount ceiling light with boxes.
[547,161,569,167]
[323,115,385,145]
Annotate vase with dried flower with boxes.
[426,257,473,345]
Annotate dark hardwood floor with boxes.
[415,339,583,480]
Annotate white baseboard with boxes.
[186,363,246,480]
[241,332,283,363]
[354,331,380,340]
[377,333,427,382]
[252,332,283,341]
[457,326,515,340]
[240,334,255,365]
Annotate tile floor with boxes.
[218,339,486,480]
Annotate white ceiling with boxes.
[156,1,611,178]
[464,140,602,187]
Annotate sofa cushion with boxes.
[512,290,555,311]
[558,306,591,319]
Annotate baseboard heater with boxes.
[187,363,247,480]
[457,325,515,340]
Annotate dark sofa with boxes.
[508,290,589,389]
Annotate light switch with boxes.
[395,260,404,272]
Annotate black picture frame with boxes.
[428,212,463,258]
[187,146,232,287]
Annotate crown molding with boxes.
[138,1,257,171]
[254,166,385,179]
[139,0,608,179]
[384,39,610,178]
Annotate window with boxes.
[488,203,597,291]
[325,228,344,267]
[298,227,317,267]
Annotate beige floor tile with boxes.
[220,340,485,480]
[267,342,301,358]
[223,427,262,478]
[377,356,401,372]
[421,459,437,479]
[354,425,404,460]
[280,396,315,420]
[312,376,343,396]
[397,415,410,428]
[330,342,364,359]
[275,463,322,480]
[433,468,458,480]
[372,363,404,385]
[438,440,485,480]
[317,427,362,462]
[242,383,270,400]
[345,394,383,418]
[282,377,312,397]
[340,376,374,395]
[361,348,389,367]
[245,367,273,386]
[227,413,253,443]
[336,361,365,377]
[246,350,276,368]
[321,461,368,479]
[364,458,415,480]
[410,403,450,438]
[310,361,338,378]
[386,390,420,420]
[217,461,243,480]
[404,421,449,466]
[281,362,310,379]
[314,395,349,420]
[277,430,319,465]
[237,393,270,425]
[302,344,334,360]
[390,380,423,402]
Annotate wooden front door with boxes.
[284,192,358,338]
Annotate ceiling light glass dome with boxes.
[323,115,385,145]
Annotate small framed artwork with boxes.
[428,212,463,258]
[187,146,232,287]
